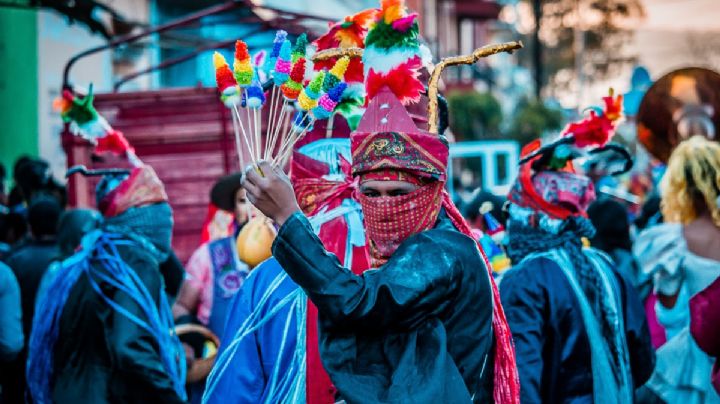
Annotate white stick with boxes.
[268,100,289,161]
[273,114,314,167]
[264,86,277,160]
[230,109,245,170]
[232,104,257,165]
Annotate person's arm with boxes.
[242,161,459,332]
[0,264,23,361]
[272,212,458,331]
[205,259,298,403]
[499,260,548,404]
[106,250,184,403]
[172,245,209,323]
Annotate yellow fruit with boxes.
[236,217,277,268]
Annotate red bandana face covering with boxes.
[357,180,443,267]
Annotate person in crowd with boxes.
[0,261,23,367]
[204,119,372,404]
[239,2,520,401]
[27,164,186,403]
[634,135,720,403]
[203,13,375,403]
[0,260,23,403]
[499,93,654,403]
[172,173,251,338]
[634,192,662,232]
[1,197,62,403]
[12,157,67,208]
[588,198,649,298]
[463,188,506,233]
[690,275,720,396]
[25,107,187,402]
[56,208,102,259]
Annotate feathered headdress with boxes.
[362,0,424,105]
[510,90,632,220]
[54,85,136,160]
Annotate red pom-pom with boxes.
[235,40,250,62]
[365,56,424,105]
[289,58,306,83]
[216,66,236,92]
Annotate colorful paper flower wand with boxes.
[243,80,266,109]
[233,40,253,87]
[297,71,325,111]
[280,57,306,100]
[273,40,292,86]
[322,56,349,92]
[312,81,347,120]
[291,33,308,63]
[263,30,287,78]
[213,51,240,108]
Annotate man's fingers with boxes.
[244,164,264,186]
[241,172,261,200]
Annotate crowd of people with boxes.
[2,0,720,403]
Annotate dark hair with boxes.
[28,197,62,238]
[462,189,505,223]
[587,198,632,252]
[634,193,662,230]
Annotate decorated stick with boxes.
[312,81,347,120]
[233,40,253,87]
[297,71,325,111]
[280,57,306,100]
[273,40,292,86]
[263,30,287,77]
[213,52,241,108]
[291,33,308,64]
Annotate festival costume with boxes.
[634,224,720,403]
[498,94,654,403]
[26,102,186,403]
[203,12,373,404]
[182,173,250,337]
[238,1,520,402]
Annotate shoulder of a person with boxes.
[114,242,160,271]
[502,255,563,286]
[412,226,479,256]
[0,261,15,282]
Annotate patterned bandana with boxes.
[357,180,443,266]
[99,165,168,218]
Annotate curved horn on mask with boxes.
[427,41,523,134]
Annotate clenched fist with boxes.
[241,161,301,227]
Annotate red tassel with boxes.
[441,191,521,404]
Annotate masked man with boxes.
[240,1,519,402]
[499,94,655,403]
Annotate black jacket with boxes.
[50,242,184,403]
[499,255,655,403]
[2,239,60,404]
[272,211,495,403]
